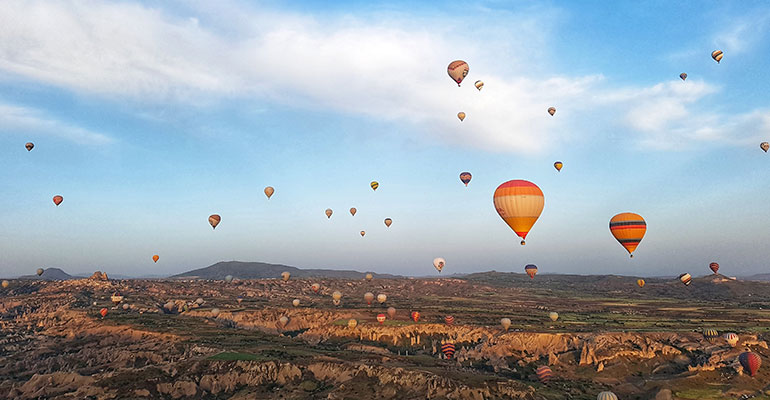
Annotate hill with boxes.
[17,268,77,281]
[744,273,770,282]
[172,261,402,280]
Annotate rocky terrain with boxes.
[1,273,770,399]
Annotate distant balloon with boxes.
[122,303,129,310]
[264,186,274,199]
[364,292,374,305]
[279,316,289,328]
[370,181,379,191]
[525,264,538,279]
[332,291,342,301]
[433,258,446,273]
[460,172,472,186]
[100,308,108,318]
[712,50,723,63]
[494,180,545,245]
[348,319,358,329]
[474,80,484,91]
[637,279,645,288]
[547,107,556,116]
[597,392,618,400]
[237,296,243,304]
[111,292,124,306]
[1,280,8,288]
[761,142,769,153]
[709,262,719,274]
[360,231,366,237]
[350,207,357,216]
[196,298,204,305]
[377,313,386,324]
[211,308,220,317]
[445,315,455,326]
[384,218,392,227]
[680,73,687,81]
[311,283,321,293]
[36,268,44,276]
[387,307,396,319]
[441,342,456,359]
[457,112,466,122]
[365,273,373,281]
[501,318,511,331]
[325,209,333,219]
[553,161,563,172]
[739,351,761,377]
[549,312,559,322]
[25,142,34,151]
[53,195,63,206]
[536,365,553,383]
[208,214,221,229]
[377,294,387,304]
[704,328,719,341]
[281,271,291,282]
[679,273,692,286]
[332,299,341,306]
[225,275,233,283]
[292,299,300,307]
[724,332,739,347]
[447,60,469,86]
[411,311,420,322]
[609,212,646,257]
[152,255,159,263]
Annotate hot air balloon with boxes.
[332,291,342,301]
[348,319,358,329]
[36,268,44,276]
[536,365,553,383]
[549,312,559,322]
[211,308,220,317]
[445,315,455,326]
[411,311,420,322]
[25,142,34,151]
[494,180,545,245]
[637,279,645,288]
[761,142,769,153]
[100,308,108,318]
[53,195,63,206]
[679,273,692,286]
[281,271,291,282]
[525,264,538,279]
[311,283,320,293]
[377,294,387,304]
[739,351,761,377]
[292,299,300,307]
[370,181,379,191]
[111,292,124,306]
[264,186,274,199]
[279,316,289,328]
[460,172,472,186]
[709,262,719,274]
[609,212,646,257]
[208,214,221,229]
[350,207,357,216]
[457,112,466,122]
[679,73,687,81]
[1,280,8,288]
[237,296,243,304]
[384,218,393,228]
[225,275,233,282]
[501,318,511,331]
[332,299,340,306]
[712,50,723,63]
[377,314,386,324]
[122,303,130,310]
[365,273,373,281]
[441,342,456,359]
[704,328,719,341]
[447,60,469,86]
[724,332,739,347]
[433,258,446,273]
[360,231,366,237]
[152,255,159,263]
[474,80,484,90]
[547,107,556,116]
[553,161,563,172]
[597,392,618,400]
[364,292,374,305]
[196,298,204,305]
[387,307,396,319]
[325,209,333,218]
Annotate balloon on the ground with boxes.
[494,180,545,245]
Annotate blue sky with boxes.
[1,0,770,278]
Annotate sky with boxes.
[1,0,770,278]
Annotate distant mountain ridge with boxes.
[17,268,79,280]
[172,261,402,280]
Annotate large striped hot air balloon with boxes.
[709,262,719,274]
[597,392,618,400]
[445,315,455,326]
[637,279,645,288]
[679,273,692,286]
[441,342,456,359]
[739,351,761,377]
[447,60,469,86]
[724,333,739,347]
[411,311,420,322]
[609,212,646,257]
[703,328,719,342]
[536,365,553,383]
[525,264,538,279]
[712,50,723,63]
[460,172,472,186]
[494,180,545,245]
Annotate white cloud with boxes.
[0,103,113,145]
[0,0,765,153]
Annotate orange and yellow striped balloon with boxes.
[609,212,646,257]
[493,180,545,245]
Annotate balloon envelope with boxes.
[377,314,386,324]
[680,73,687,81]
[332,291,342,301]
[474,80,484,90]
[208,214,221,229]
[365,273,373,281]
[311,283,320,292]
[281,271,291,282]
[739,351,761,377]
[225,275,233,282]
[536,365,553,382]
[525,264,538,279]
[553,161,563,172]
[25,142,34,151]
[100,308,108,318]
[547,107,556,116]
[387,307,396,319]
[761,142,769,152]
[679,273,692,286]
[36,268,44,276]
[348,319,358,329]
[441,342,456,359]
[493,180,545,245]
[447,60,469,86]
[433,258,446,273]
[549,312,559,322]
[152,255,159,263]
[411,311,420,322]
[445,315,455,326]
[712,50,723,63]
[264,186,274,199]
[377,294,387,304]
[279,316,289,328]
[370,181,379,191]
[360,231,366,237]
[724,332,739,347]
[457,112,465,121]
[597,392,618,400]
[709,262,719,274]
[501,318,511,331]
[350,207,357,216]
[53,195,63,206]
[292,299,300,307]
[384,218,392,227]
[1,280,8,288]
[637,279,645,288]
[609,212,646,257]
[460,172,472,186]
[364,292,374,305]
[325,209,333,218]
